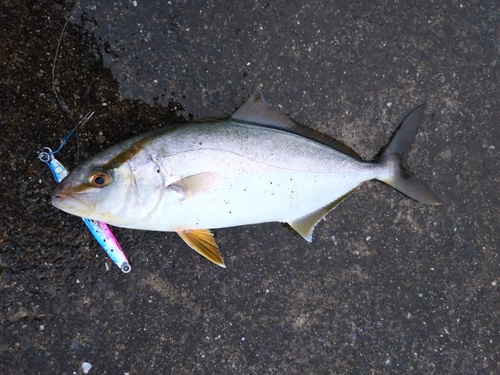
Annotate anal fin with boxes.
[177,229,226,267]
[288,188,358,242]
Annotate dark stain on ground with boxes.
[1,1,499,374]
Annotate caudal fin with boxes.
[377,104,441,205]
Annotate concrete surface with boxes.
[1,0,499,374]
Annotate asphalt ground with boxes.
[1,1,499,374]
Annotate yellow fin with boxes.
[167,172,218,200]
[177,229,226,267]
[288,188,359,242]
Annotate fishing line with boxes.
[52,0,82,120]
[52,15,73,120]
[50,1,80,162]
[47,110,95,157]
[51,1,99,163]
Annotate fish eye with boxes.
[89,170,112,187]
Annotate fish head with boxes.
[51,150,165,226]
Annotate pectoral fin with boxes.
[167,172,218,200]
[177,229,226,267]
[288,188,358,242]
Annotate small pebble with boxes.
[82,362,92,374]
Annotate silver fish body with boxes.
[52,93,440,266]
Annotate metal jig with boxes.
[38,114,131,273]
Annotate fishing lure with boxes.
[38,149,131,273]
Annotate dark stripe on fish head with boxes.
[101,137,153,170]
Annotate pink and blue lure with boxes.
[38,114,131,273]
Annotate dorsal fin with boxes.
[231,92,362,160]
[232,92,298,128]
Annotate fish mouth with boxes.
[51,190,86,214]
[51,186,74,206]
[52,182,78,206]
[51,186,99,219]
[51,192,75,209]
[52,191,71,200]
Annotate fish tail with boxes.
[376,104,441,205]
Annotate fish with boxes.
[52,92,440,268]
